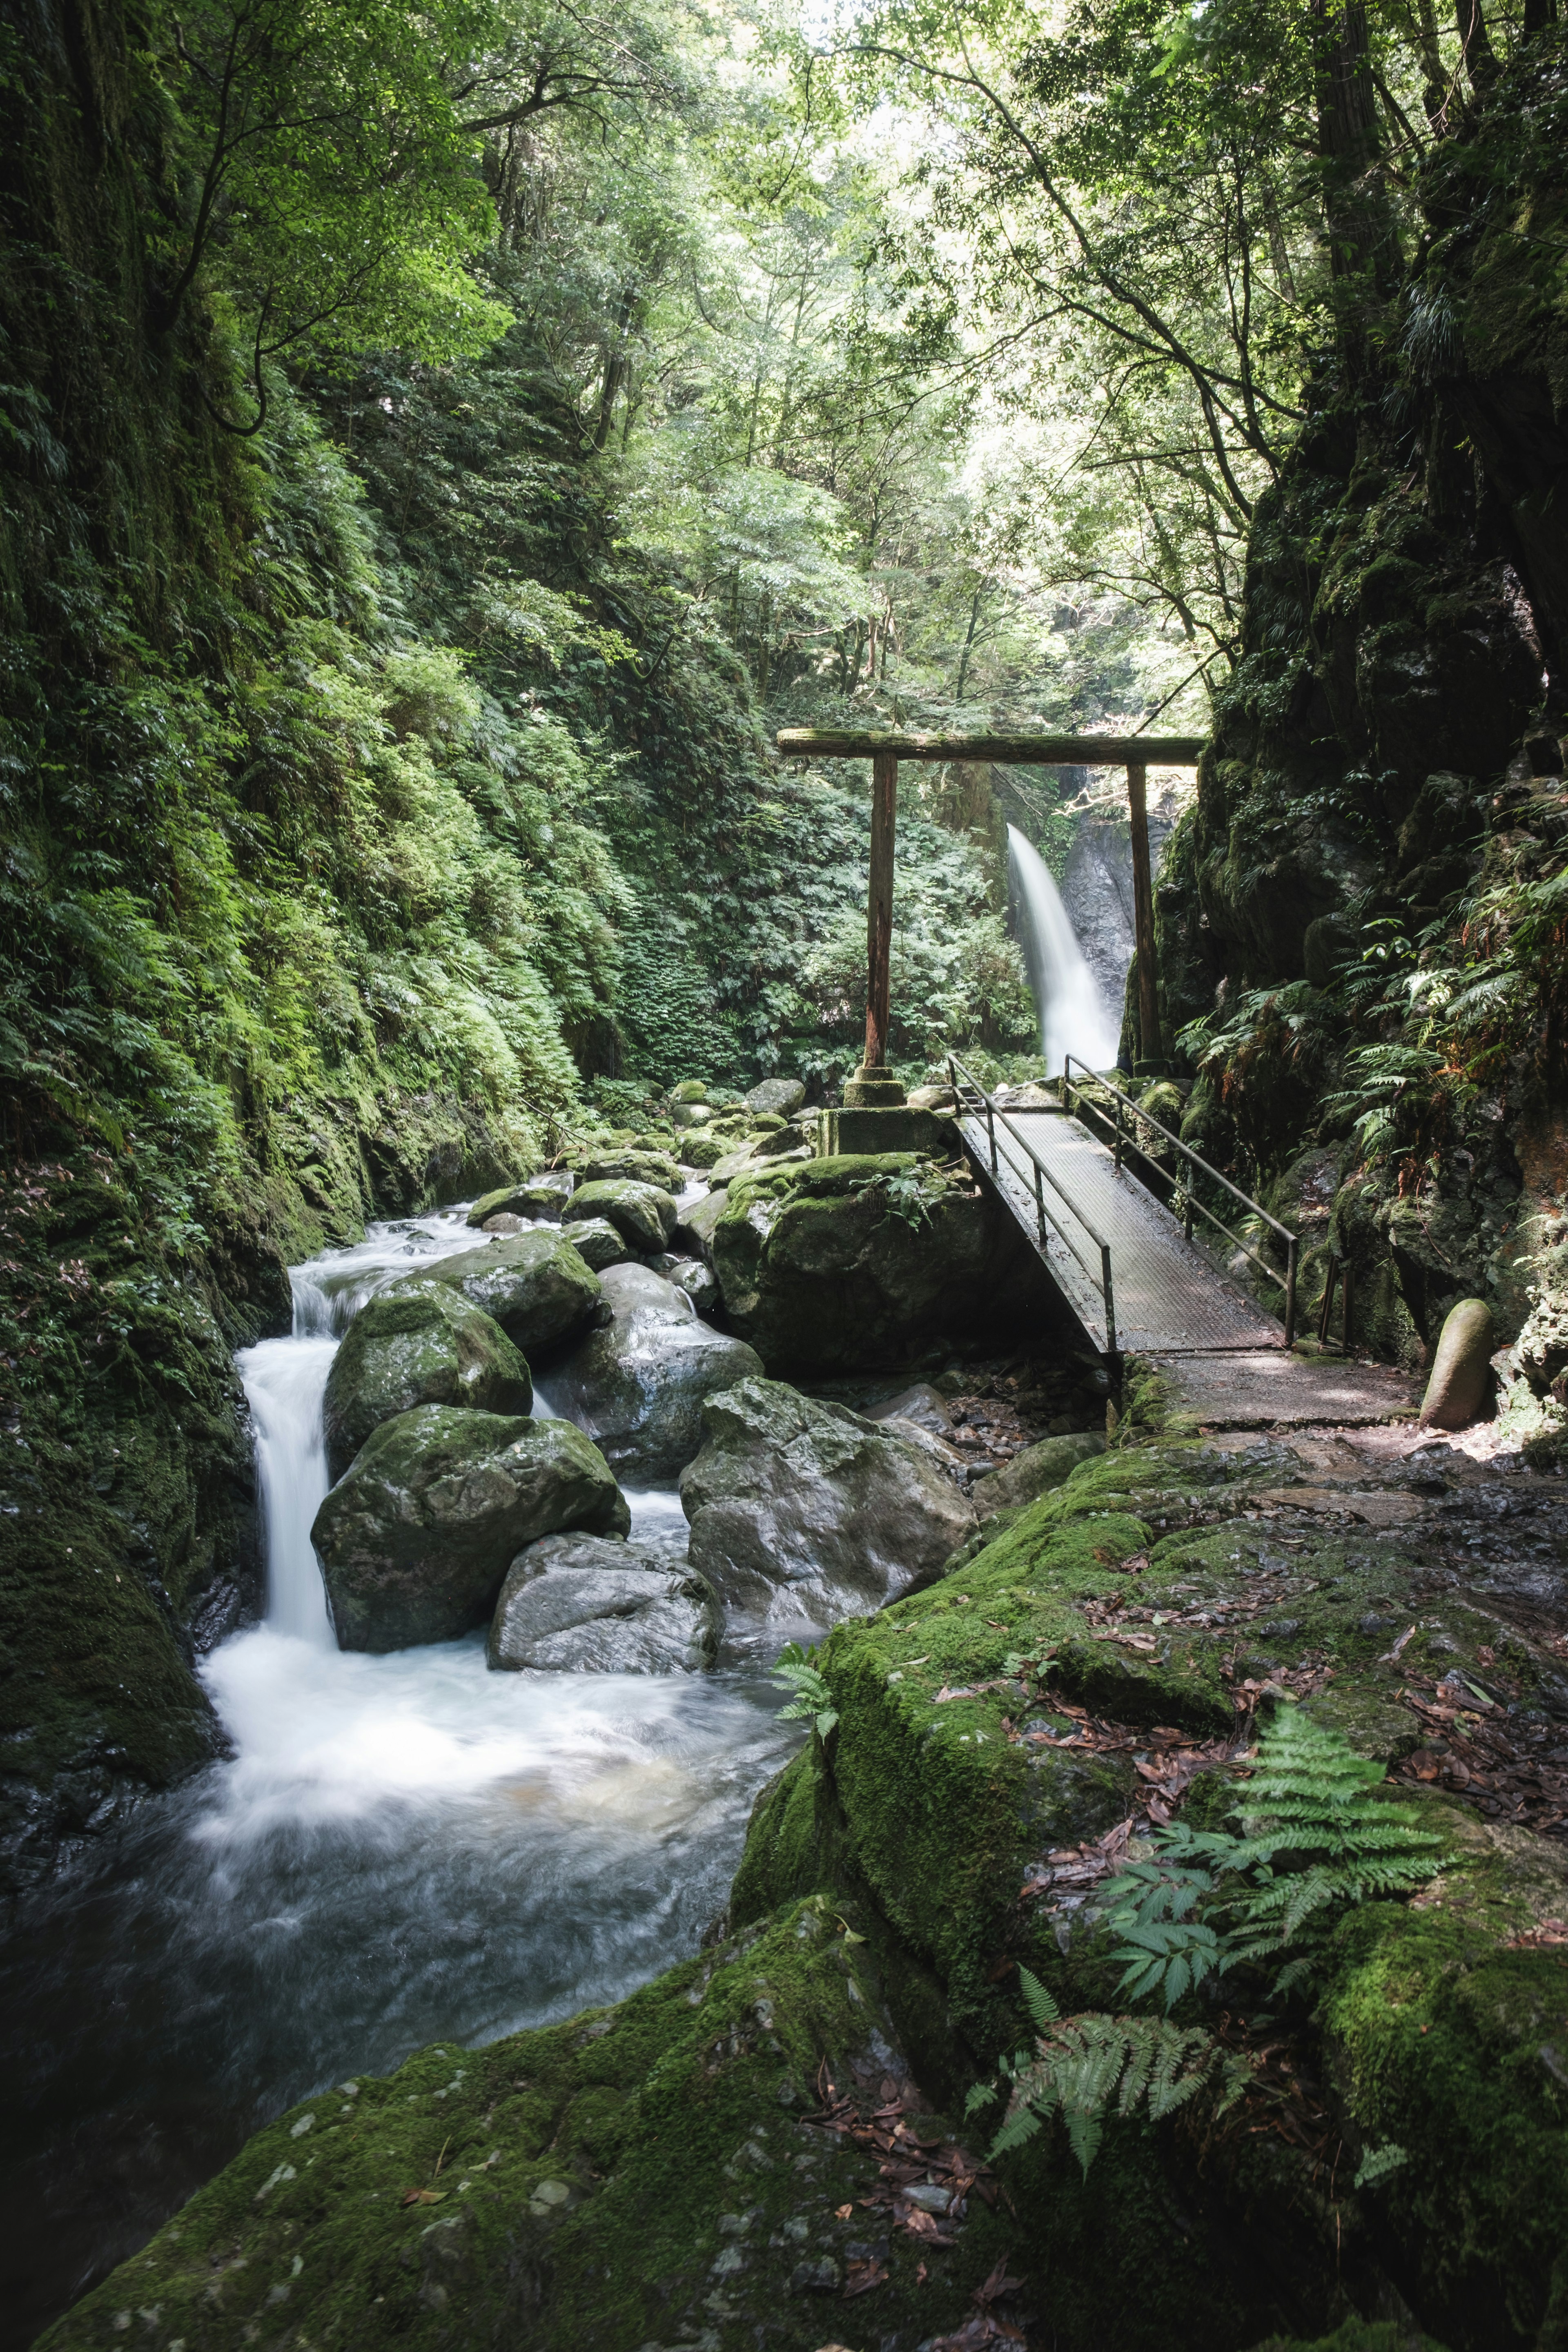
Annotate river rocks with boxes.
[321,1284,532,1482]
[408,1230,606,1357]
[668,1101,713,1129]
[1419,1297,1496,1428]
[311,1408,629,1651]
[564,1178,678,1255]
[580,1148,682,1193]
[678,1131,728,1170]
[677,1187,728,1260]
[465,1179,543,1228]
[679,1375,974,1624]
[711,1153,1022,1373]
[745,1077,806,1117]
[650,1253,720,1313]
[562,1216,632,1272]
[970,1430,1105,1519]
[551,1264,764,1483]
[864,1381,955,1437]
[671,1080,708,1102]
[487,1532,719,1672]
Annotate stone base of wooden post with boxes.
[842,1065,907,1107]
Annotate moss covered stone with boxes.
[321,1285,532,1482]
[710,1153,1026,1373]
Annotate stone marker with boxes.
[1419,1297,1496,1429]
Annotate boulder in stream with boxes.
[312,1406,629,1651]
[970,1430,1105,1519]
[488,1532,719,1672]
[565,1178,679,1255]
[711,1153,1025,1373]
[552,1263,763,1483]
[579,1147,683,1193]
[401,1229,606,1358]
[321,1283,532,1483]
[744,1078,806,1116]
[562,1216,633,1272]
[679,1374,974,1625]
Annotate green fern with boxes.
[990,1993,1253,2176]
[979,1713,1445,2172]
[1101,1706,1443,2010]
[771,1643,839,1738]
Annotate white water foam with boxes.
[1008,821,1121,1074]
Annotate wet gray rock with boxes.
[487,1532,719,1672]
[745,1078,806,1117]
[565,1178,679,1256]
[679,1375,975,1626]
[321,1283,532,1483]
[552,1263,764,1483]
[406,1230,605,1358]
[864,1382,953,1438]
[677,1188,728,1260]
[312,1407,629,1652]
[971,1432,1106,1519]
[465,1180,544,1228]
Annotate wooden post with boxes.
[864,749,898,1068]
[1126,760,1165,1070]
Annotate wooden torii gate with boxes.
[774,729,1205,1089]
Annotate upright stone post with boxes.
[844,749,906,1108]
[1126,760,1167,1075]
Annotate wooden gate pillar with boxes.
[844,748,906,1105]
[1126,760,1167,1074]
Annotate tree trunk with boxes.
[1311,2,1396,376]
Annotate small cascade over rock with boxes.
[1007,822,1121,1072]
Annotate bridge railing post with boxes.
[1183,1185,1194,1241]
[1033,1161,1046,1246]
[1113,1096,1124,1171]
[1100,1243,1117,1358]
[987,1098,997,1173]
[1284,1234,1298,1348]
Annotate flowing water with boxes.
[1,1212,797,2348]
[1008,822,1122,1074]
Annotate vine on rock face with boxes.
[968,1708,1445,2173]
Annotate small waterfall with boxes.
[1007,823,1121,1075]
[236,1323,338,1646]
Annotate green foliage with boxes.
[771,1643,840,1739]
[972,1712,1443,2173]
[979,1967,1253,2178]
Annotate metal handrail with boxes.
[948,1052,1118,1354]
[1060,1055,1298,1345]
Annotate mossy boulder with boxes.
[310,1408,629,1652]
[35,1904,1028,2352]
[578,1148,683,1193]
[679,1374,975,1626]
[405,1230,605,1358]
[550,1264,763,1483]
[745,1077,806,1116]
[564,1178,679,1256]
[321,1285,532,1483]
[970,1429,1105,1518]
[676,1185,729,1259]
[710,1154,1021,1373]
[558,1216,630,1272]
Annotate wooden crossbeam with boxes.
[777,726,1205,1080]
[774,728,1205,764]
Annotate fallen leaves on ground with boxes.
[803,2060,998,2287]
[1392,1671,1568,1835]
[927,2256,1031,2348]
[1015,1693,1250,1891]
[399,2186,446,2206]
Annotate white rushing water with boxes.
[1007,822,1121,1074]
[4,1209,793,2334]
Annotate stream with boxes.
[2,1212,798,2348]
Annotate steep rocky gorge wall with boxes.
[1144,30,1568,1400]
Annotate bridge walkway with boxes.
[951,1060,1293,1359]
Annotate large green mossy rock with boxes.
[732,1434,1568,2348]
[35,1904,1026,2352]
[311,1407,628,1651]
[405,1230,605,1358]
[970,1428,1105,1518]
[710,1153,1019,1372]
[564,1177,678,1255]
[321,1285,532,1482]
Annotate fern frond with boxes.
[995,2017,1253,2176]
[1017,1964,1060,2031]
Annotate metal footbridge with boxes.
[948,1054,1298,1360]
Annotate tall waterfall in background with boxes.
[1007,823,1122,1074]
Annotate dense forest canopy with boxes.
[4,0,1566,1338]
